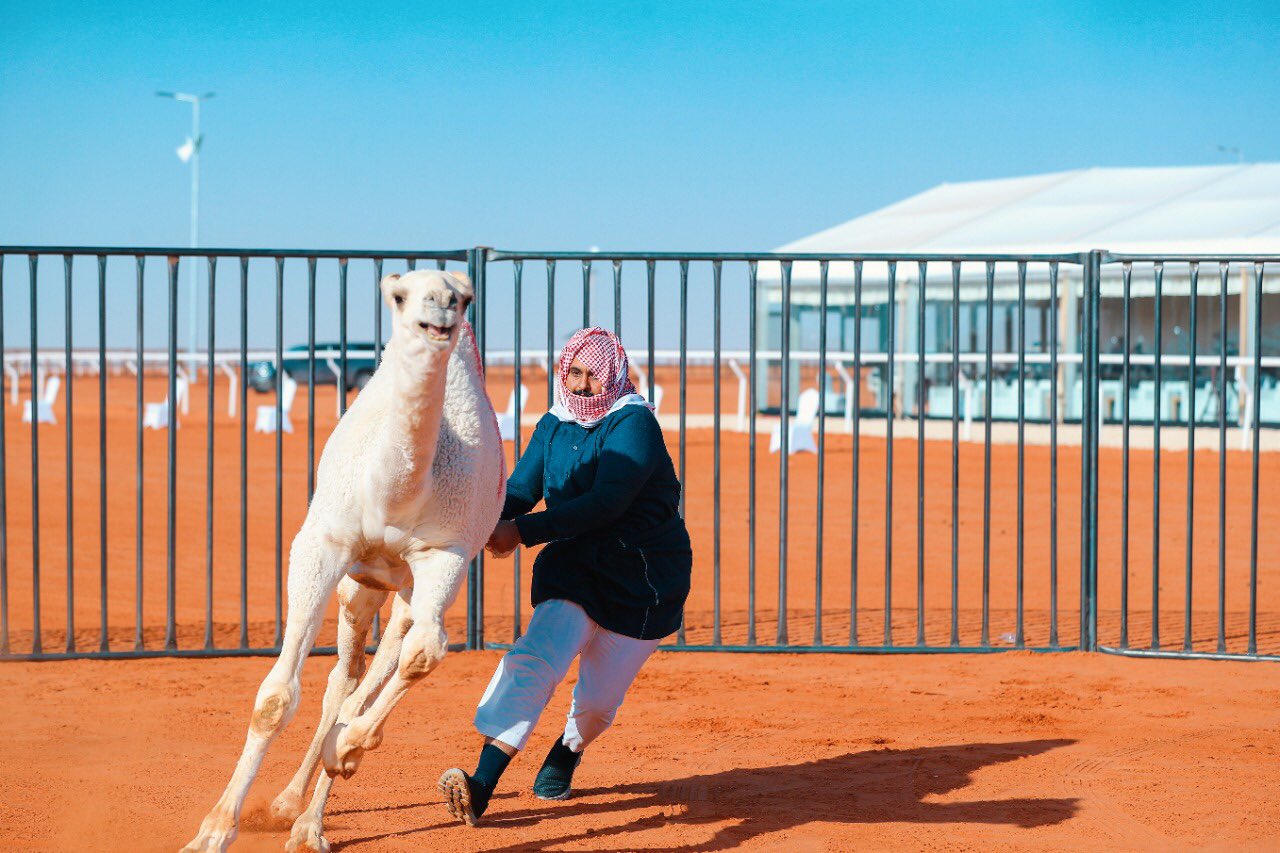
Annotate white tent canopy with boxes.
[762,163,1280,305]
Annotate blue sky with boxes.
[2,2,1278,354]
[4,1,1279,252]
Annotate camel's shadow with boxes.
[334,738,1078,851]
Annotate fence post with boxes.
[465,246,489,651]
[468,247,481,650]
[1080,250,1103,651]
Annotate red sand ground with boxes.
[2,365,1279,849]
[2,650,1279,850]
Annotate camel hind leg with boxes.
[290,592,415,852]
[270,574,387,824]
[328,546,468,777]
[181,528,351,853]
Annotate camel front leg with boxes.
[181,530,351,853]
[328,547,468,778]
[270,575,387,825]
[290,593,414,852]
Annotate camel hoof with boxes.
[333,736,365,780]
[286,819,330,853]
[324,721,379,779]
[321,723,351,778]
[271,789,306,823]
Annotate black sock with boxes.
[544,736,580,769]
[472,743,513,799]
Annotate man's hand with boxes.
[486,519,522,558]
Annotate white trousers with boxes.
[473,598,661,752]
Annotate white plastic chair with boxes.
[769,387,820,454]
[143,376,190,430]
[23,375,61,424]
[498,383,528,442]
[255,375,298,433]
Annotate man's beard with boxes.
[572,388,593,397]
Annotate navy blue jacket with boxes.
[504,405,691,640]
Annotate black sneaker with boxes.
[532,738,582,801]
[438,768,491,826]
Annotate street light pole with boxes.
[157,90,215,364]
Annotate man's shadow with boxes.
[335,739,1078,851]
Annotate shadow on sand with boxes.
[334,738,1078,851]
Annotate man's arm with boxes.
[513,411,662,546]
[500,415,550,519]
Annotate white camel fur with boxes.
[183,269,505,853]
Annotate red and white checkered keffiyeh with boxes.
[553,327,650,427]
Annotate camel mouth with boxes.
[420,321,454,341]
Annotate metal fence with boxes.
[0,246,1274,662]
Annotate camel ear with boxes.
[379,273,404,310]
[446,270,474,308]
[446,270,473,292]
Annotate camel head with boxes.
[380,270,473,350]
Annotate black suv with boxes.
[248,342,379,393]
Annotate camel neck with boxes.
[384,336,453,464]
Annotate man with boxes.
[438,326,692,826]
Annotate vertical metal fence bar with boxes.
[30,254,41,655]
[474,250,487,651]
[1120,262,1132,649]
[1248,262,1262,655]
[205,257,217,650]
[815,261,828,646]
[546,260,556,407]
[475,254,487,369]
[239,257,249,648]
[97,255,107,651]
[1152,262,1163,650]
[63,254,75,652]
[915,261,926,646]
[1078,256,1093,651]
[1049,262,1059,647]
[1082,251,1102,652]
[677,261,688,646]
[465,256,479,652]
[134,256,143,651]
[712,260,723,646]
[274,257,285,648]
[1184,262,1198,652]
[851,260,863,646]
[778,260,792,646]
[981,261,994,646]
[338,259,348,417]
[646,261,655,402]
[1015,261,1027,648]
[747,261,758,646]
[307,257,317,502]
[1216,262,1228,653]
[582,259,591,328]
[950,261,960,647]
[371,259,383,643]
[373,259,384,368]
[512,260,524,642]
[0,257,8,655]
[884,260,897,647]
[612,260,623,336]
[165,255,179,650]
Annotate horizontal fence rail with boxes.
[0,246,1275,662]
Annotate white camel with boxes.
[182,269,505,853]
